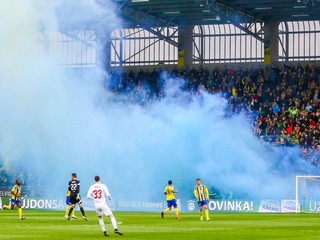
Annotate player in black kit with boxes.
[67,173,88,221]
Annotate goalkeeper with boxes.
[66,173,88,221]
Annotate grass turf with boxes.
[0,210,320,239]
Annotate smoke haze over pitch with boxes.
[0,0,318,201]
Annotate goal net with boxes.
[295,176,320,213]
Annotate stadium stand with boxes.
[106,64,320,166]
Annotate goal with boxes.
[295,176,320,213]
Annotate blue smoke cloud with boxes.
[0,0,318,203]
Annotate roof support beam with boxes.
[118,12,179,47]
[98,0,179,47]
[230,22,265,43]
[60,31,95,48]
[205,0,266,43]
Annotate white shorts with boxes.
[94,202,112,217]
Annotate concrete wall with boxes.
[64,61,320,77]
[109,61,320,74]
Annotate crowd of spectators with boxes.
[0,168,11,187]
[0,163,40,188]
[108,63,320,165]
[1,64,319,189]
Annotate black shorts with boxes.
[69,194,82,205]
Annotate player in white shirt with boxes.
[87,176,123,237]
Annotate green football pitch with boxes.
[1,210,320,240]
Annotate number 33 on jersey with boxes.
[87,183,111,203]
[93,189,103,199]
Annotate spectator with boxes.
[105,64,320,163]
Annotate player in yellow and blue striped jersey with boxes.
[194,178,210,221]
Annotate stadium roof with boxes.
[110,0,320,27]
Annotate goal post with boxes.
[295,176,320,213]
